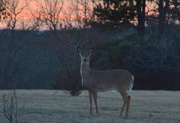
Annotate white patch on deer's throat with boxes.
[81,62,89,65]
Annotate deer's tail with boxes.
[129,75,134,92]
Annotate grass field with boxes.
[0,90,179,123]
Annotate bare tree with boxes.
[65,0,94,28]
[0,0,30,89]
[3,90,25,123]
[53,28,111,96]
[31,0,64,31]
[4,0,30,30]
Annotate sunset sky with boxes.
[0,0,95,29]
[0,0,177,30]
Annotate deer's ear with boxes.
[77,47,81,53]
[89,48,94,54]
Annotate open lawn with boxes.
[0,90,179,123]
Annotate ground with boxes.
[0,90,179,123]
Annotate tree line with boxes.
[0,0,179,32]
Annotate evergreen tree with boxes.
[92,0,136,28]
[168,0,180,23]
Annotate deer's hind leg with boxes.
[125,95,131,117]
[118,89,129,118]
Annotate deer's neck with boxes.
[80,63,91,85]
[80,63,90,76]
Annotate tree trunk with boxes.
[158,0,169,34]
[136,0,146,36]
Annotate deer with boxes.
[77,47,134,118]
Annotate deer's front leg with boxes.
[93,91,99,114]
[88,91,93,114]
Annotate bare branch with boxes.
[32,0,64,31]
[2,90,25,123]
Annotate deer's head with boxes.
[77,47,94,65]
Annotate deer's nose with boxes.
[83,59,87,62]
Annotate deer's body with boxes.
[81,66,133,91]
[78,48,134,118]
